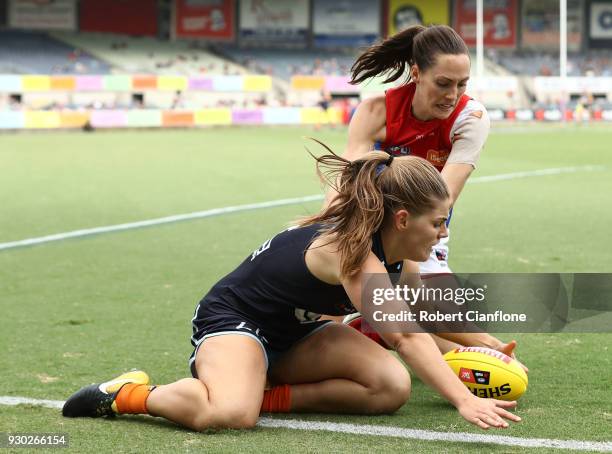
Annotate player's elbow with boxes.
[394,332,429,357]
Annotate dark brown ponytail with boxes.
[350,25,469,85]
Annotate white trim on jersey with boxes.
[446,99,490,169]
[450,99,488,139]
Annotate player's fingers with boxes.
[495,407,522,422]
[498,340,517,356]
[483,411,508,428]
[517,360,529,374]
[474,418,490,430]
[494,399,517,409]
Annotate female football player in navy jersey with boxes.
[63,150,521,431]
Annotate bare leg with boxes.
[269,323,411,414]
[146,335,267,430]
[320,315,345,322]
[323,315,462,355]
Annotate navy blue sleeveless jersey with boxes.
[189,223,404,372]
[203,223,403,320]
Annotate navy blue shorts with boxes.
[189,297,332,378]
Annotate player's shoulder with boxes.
[458,99,488,121]
[451,98,490,131]
[356,95,386,117]
[349,95,387,140]
[305,233,343,284]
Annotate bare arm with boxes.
[344,96,387,157]
[397,260,503,347]
[443,102,491,204]
[397,261,528,371]
[323,96,387,207]
[441,163,474,206]
[342,254,520,429]
[435,109,529,367]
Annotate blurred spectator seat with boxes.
[52,32,247,76]
[490,50,611,77]
[216,47,357,81]
[0,30,111,74]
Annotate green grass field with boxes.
[1,124,611,453]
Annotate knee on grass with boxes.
[190,406,259,431]
[365,362,411,414]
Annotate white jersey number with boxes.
[251,239,272,261]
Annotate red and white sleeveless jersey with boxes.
[380,82,486,172]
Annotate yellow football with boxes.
[443,346,528,401]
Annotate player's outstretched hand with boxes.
[456,396,521,430]
[495,340,529,374]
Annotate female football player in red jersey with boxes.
[337,25,526,366]
[63,150,521,431]
[343,24,488,275]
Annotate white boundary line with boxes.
[1,396,610,451]
[259,418,612,452]
[0,165,605,252]
[468,165,605,184]
[0,194,324,251]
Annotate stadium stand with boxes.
[217,46,511,81]
[51,32,247,76]
[0,1,609,126]
[216,47,357,81]
[0,29,111,74]
[490,50,612,77]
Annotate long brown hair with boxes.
[300,142,449,277]
[350,25,468,85]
